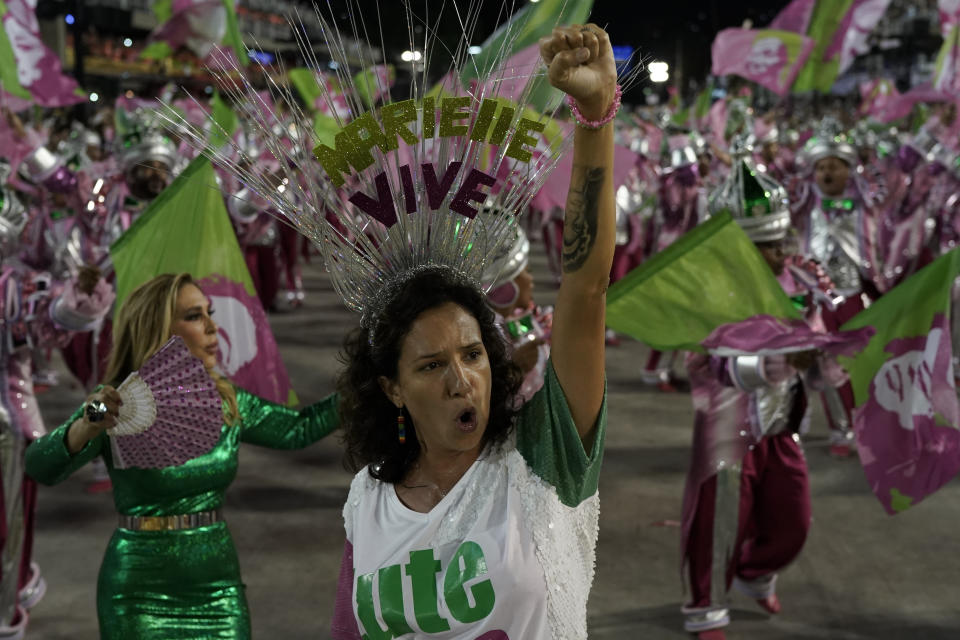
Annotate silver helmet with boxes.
[115,108,178,172]
[799,117,858,169]
[18,145,64,183]
[708,138,791,243]
[477,210,529,291]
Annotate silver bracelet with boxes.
[84,401,108,423]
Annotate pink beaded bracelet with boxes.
[567,84,623,130]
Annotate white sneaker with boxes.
[681,605,730,632]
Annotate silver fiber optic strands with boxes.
[302,2,571,300]
[167,0,643,319]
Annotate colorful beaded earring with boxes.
[397,410,406,444]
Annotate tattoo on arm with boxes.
[562,166,605,273]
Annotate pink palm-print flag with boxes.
[711,28,815,97]
[839,249,960,514]
[1,0,84,108]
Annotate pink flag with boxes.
[768,0,817,33]
[473,43,542,104]
[881,84,953,123]
[707,98,727,146]
[148,0,228,60]
[938,0,960,38]
[1,0,83,108]
[934,0,960,94]
[701,315,874,358]
[823,0,892,76]
[858,78,901,119]
[839,250,960,514]
[711,28,815,97]
[531,122,639,213]
[352,64,396,108]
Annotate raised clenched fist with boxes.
[539,24,618,121]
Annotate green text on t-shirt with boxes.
[355,540,496,638]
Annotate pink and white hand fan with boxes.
[107,335,224,470]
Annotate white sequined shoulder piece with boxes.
[504,437,600,640]
[343,467,377,540]
[431,446,508,547]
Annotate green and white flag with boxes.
[460,0,593,112]
[111,157,296,405]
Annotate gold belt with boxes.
[118,508,224,531]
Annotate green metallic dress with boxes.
[25,388,339,639]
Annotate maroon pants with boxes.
[0,472,38,592]
[819,295,865,434]
[686,432,811,608]
[541,218,564,285]
[244,245,280,311]
[610,243,642,284]
[278,223,303,292]
[62,320,112,391]
[18,475,36,588]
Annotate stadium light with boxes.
[648,61,669,83]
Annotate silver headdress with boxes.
[0,162,28,255]
[168,2,641,332]
[905,127,943,164]
[60,122,102,154]
[747,123,778,149]
[479,213,530,291]
[18,146,63,183]
[724,98,754,142]
[708,138,791,243]
[663,134,699,170]
[115,108,178,172]
[799,117,858,168]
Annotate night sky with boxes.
[599,0,793,87]
[319,0,793,92]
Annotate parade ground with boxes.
[29,250,960,639]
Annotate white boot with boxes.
[18,563,46,610]
[0,605,28,640]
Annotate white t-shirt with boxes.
[337,360,607,640]
[349,444,549,639]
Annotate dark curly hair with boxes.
[337,267,523,484]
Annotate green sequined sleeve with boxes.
[25,405,106,486]
[515,359,607,508]
[237,389,340,449]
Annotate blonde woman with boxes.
[26,273,338,639]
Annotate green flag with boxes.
[288,68,324,106]
[605,213,801,352]
[839,249,960,407]
[111,157,295,404]
[693,81,715,121]
[791,0,854,92]
[208,91,237,149]
[0,1,31,101]
[220,0,246,63]
[460,0,593,111]
[352,65,395,109]
[287,68,346,144]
